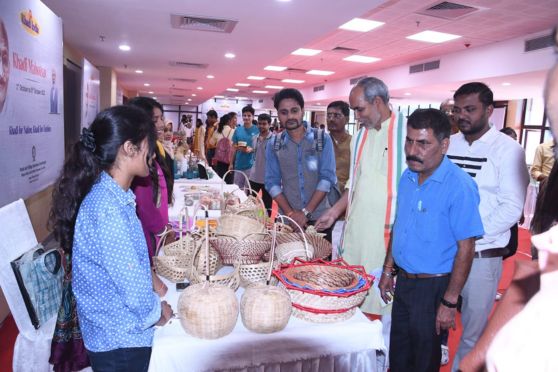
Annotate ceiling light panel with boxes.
[264,65,287,71]
[343,55,381,63]
[406,30,461,43]
[226,88,239,92]
[339,18,384,32]
[235,83,250,86]
[307,70,335,76]
[282,79,305,84]
[247,76,265,80]
[265,85,284,89]
[291,48,322,56]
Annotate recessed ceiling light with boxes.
[192,94,197,97]
[226,88,239,92]
[282,79,305,84]
[339,18,384,32]
[247,76,265,80]
[235,83,250,87]
[307,70,334,76]
[196,87,203,90]
[148,91,154,94]
[135,69,143,74]
[404,92,411,96]
[502,82,511,86]
[144,83,150,87]
[316,103,322,106]
[291,48,322,56]
[406,30,461,43]
[343,55,381,63]
[277,0,292,2]
[214,95,225,98]
[206,75,215,79]
[225,52,236,59]
[187,98,192,101]
[118,44,131,51]
[253,90,269,94]
[265,85,284,90]
[264,65,287,71]
[236,96,248,100]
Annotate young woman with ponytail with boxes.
[49,105,172,371]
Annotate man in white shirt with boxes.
[447,82,529,371]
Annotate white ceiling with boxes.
[42,0,558,106]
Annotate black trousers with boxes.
[249,180,273,216]
[214,161,233,184]
[88,347,151,372]
[390,274,450,372]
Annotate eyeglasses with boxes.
[326,112,344,119]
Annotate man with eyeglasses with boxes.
[327,101,352,191]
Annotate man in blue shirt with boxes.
[379,108,484,372]
[265,88,337,237]
[231,105,259,189]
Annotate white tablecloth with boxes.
[149,274,385,372]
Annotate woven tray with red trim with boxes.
[273,258,374,322]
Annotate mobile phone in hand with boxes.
[176,282,190,291]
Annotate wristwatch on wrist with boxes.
[440,297,458,308]
[302,207,313,220]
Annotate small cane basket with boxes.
[275,232,332,260]
[215,215,267,240]
[153,208,200,282]
[211,232,271,265]
[240,223,292,333]
[221,170,267,222]
[177,206,239,339]
[274,257,374,323]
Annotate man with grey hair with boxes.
[316,77,407,315]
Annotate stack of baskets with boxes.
[273,258,374,323]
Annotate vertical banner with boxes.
[81,58,99,129]
[0,0,64,207]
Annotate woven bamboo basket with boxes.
[221,170,267,222]
[275,241,315,264]
[210,232,271,265]
[274,258,374,323]
[153,255,191,283]
[240,223,292,333]
[215,215,267,240]
[274,232,332,260]
[238,261,280,288]
[189,238,240,291]
[177,206,239,339]
[178,282,239,339]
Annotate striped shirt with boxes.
[447,126,529,251]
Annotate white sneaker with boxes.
[441,345,450,366]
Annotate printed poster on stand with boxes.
[0,0,64,207]
[80,57,99,129]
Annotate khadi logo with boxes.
[20,9,40,36]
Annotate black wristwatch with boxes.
[302,207,313,220]
[440,297,458,308]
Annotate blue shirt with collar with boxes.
[73,171,161,352]
[392,156,484,274]
[264,127,337,219]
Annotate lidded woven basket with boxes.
[177,206,239,339]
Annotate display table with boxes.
[149,274,385,372]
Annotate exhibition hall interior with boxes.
[0,0,557,371]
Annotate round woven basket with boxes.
[275,241,315,264]
[153,255,191,283]
[240,283,291,333]
[275,232,332,260]
[239,222,292,333]
[210,233,271,265]
[215,215,266,240]
[177,206,240,339]
[178,282,239,339]
[273,258,374,323]
[238,261,280,288]
[291,305,357,323]
[193,243,223,276]
[221,170,267,222]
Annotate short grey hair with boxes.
[355,77,389,105]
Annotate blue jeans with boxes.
[87,347,151,372]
